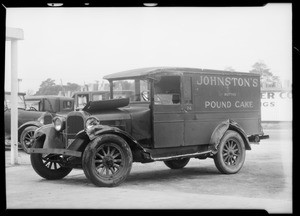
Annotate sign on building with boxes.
[261,90,292,121]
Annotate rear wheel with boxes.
[82,134,132,187]
[164,158,190,169]
[213,130,246,174]
[20,126,38,154]
[30,138,72,180]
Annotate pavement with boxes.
[5,164,292,212]
[4,123,293,213]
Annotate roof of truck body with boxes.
[103,67,260,80]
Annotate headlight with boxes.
[85,117,100,130]
[53,117,65,132]
[39,117,44,125]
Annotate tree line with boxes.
[34,78,81,95]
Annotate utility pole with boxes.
[60,79,66,96]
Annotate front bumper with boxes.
[28,148,82,157]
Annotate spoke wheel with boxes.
[82,134,132,187]
[94,143,125,178]
[222,139,241,166]
[41,154,65,171]
[214,130,246,174]
[30,136,72,180]
[20,126,38,154]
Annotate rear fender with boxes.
[209,119,251,153]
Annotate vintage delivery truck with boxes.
[29,67,268,187]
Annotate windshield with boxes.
[92,92,110,101]
[5,94,26,109]
[76,94,89,109]
[25,100,41,110]
[112,79,150,102]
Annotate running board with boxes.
[151,150,212,161]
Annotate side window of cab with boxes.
[154,76,181,105]
[63,100,73,111]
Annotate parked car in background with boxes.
[25,95,74,115]
[4,92,53,153]
[72,91,110,110]
[29,67,268,187]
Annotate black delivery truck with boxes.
[28,67,268,187]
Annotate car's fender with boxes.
[18,121,43,141]
[209,119,251,153]
[33,124,65,149]
[86,125,146,152]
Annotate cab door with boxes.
[182,75,199,146]
[152,75,184,148]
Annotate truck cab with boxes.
[29,67,267,187]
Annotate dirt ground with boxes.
[5,123,292,213]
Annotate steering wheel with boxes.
[29,107,37,111]
[141,91,149,101]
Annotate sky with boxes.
[5,3,292,93]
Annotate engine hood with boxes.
[84,103,151,141]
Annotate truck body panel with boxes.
[152,69,261,148]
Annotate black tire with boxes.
[30,137,72,180]
[213,130,246,174]
[20,126,38,154]
[164,158,190,169]
[82,134,133,187]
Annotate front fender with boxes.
[33,124,65,149]
[209,119,251,153]
[86,125,145,151]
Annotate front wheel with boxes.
[82,134,133,187]
[30,137,73,180]
[164,158,190,169]
[20,126,38,154]
[213,130,246,174]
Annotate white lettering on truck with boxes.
[205,101,254,109]
[197,75,259,88]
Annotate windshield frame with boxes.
[109,78,151,104]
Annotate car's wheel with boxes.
[164,158,190,169]
[20,126,38,154]
[213,130,246,174]
[30,137,72,180]
[82,134,132,187]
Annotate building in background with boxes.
[261,77,292,122]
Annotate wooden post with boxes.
[6,27,24,165]
[10,40,18,165]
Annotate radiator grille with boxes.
[44,114,53,124]
[66,115,84,138]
